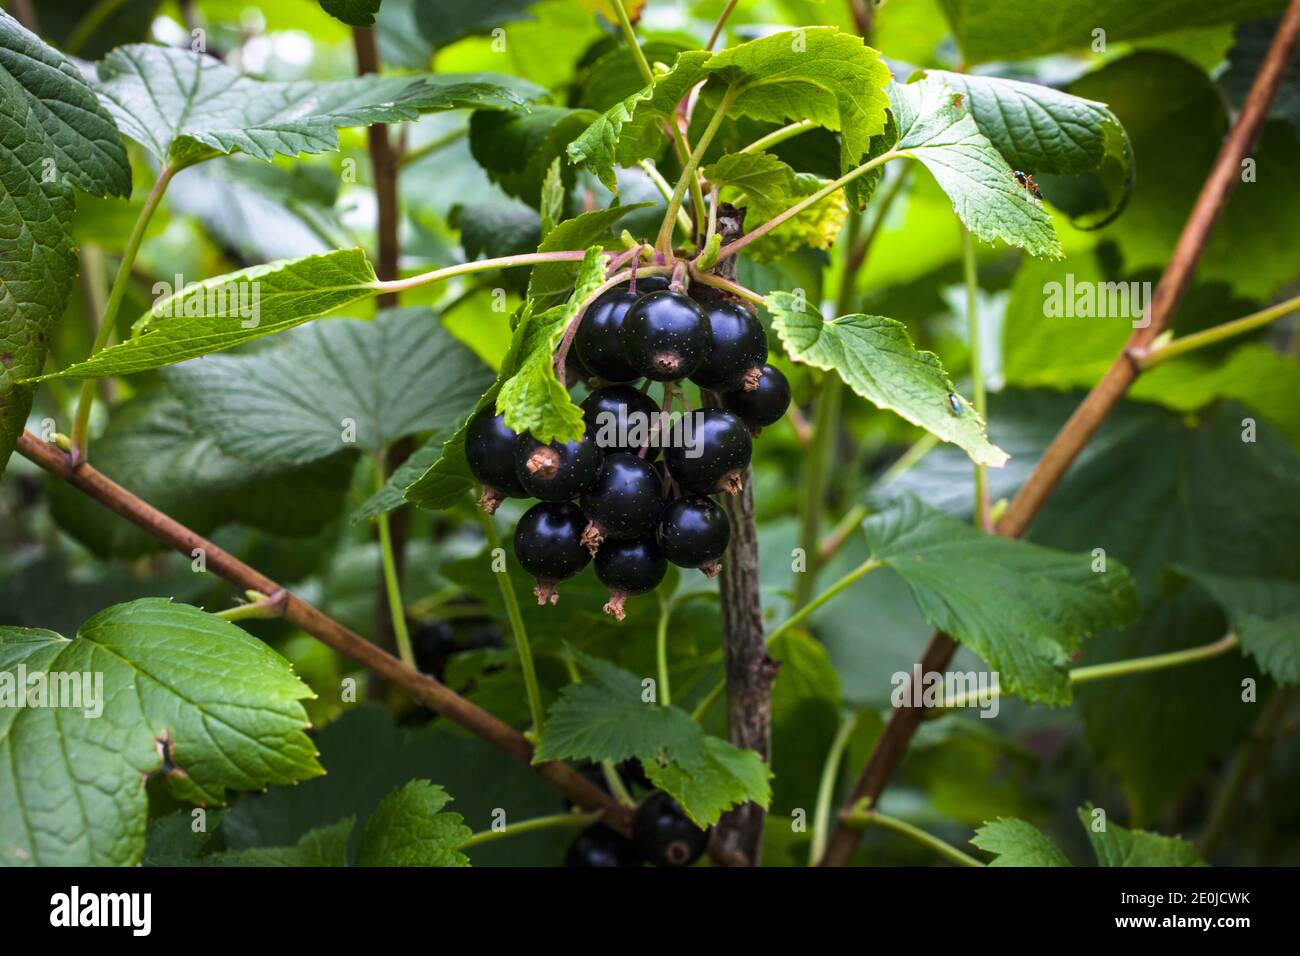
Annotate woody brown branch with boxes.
[15,430,632,835]
[820,0,1300,867]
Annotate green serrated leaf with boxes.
[702,28,891,188]
[0,12,131,197]
[0,49,77,476]
[1178,568,1300,683]
[164,308,492,464]
[534,653,771,827]
[767,291,1007,467]
[864,496,1140,704]
[352,434,444,523]
[355,780,472,867]
[925,69,1133,228]
[1077,806,1203,866]
[890,77,1062,257]
[96,44,535,165]
[0,599,321,866]
[495,248,607,444]
[539,157,565,242]
[32,249,379,381]
[566,50,711,191]
[937,0,1282,65]
[704,151,848,261]
[971,818,1072,866]
[470,105,599,206]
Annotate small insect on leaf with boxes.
[1012,170,1043,200]
[947,393,964,416]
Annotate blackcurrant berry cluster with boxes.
[466,273,790,619]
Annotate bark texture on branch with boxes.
[712,467,777,866]
[820,0,1300,867]
[15,431,632,835]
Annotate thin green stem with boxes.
[399,125,468,168]
[638,160,695,238]
[773,559,882,646]
[601,762,636,806]
[71,162,180,462]
[1140,293,1300,368]
[656,595,673,708]
[474,503,546,735]
[214,590,282,623]
[705,0,740,50]
[687,267,768,307]
[714,150,906,263]
[741,119,817,155]
[961,227,989,529]
[64,0,129,55]
[935,632,1242,712]
[656,87,736,253]
[809,712,859,865]
[459,810,602,850]
[841,802,984,867]
[374,456,414,668]
[611,0,655,86]
[377,250,589,295]
[817,503,869,567]
[690,671,726,723]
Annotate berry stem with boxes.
[459,810,603,850]
[71,161,182,464]
[601,762,637,806]
[376,250,590,294]
[374,454,415,668]
[774,559,882,645]
[656,85,737,254]
[687,267,768,308]
[840,800,985,867]
[712,149,906,264]
[473,502,547,736]
[705,0,739,49]
[639,160,696,239]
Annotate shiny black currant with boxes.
[594,535,667,620]
[465,408,525,512]
[630,274,671,295]
[620,290,712,382]
[513,501,591,605]
[578,453,664,553]
[690,300,768,391]
[514,430,602,501]
[632,792,709,867]
[721,364,791,431]
[576,288,640,383]
[581,385,661,460]
[665,408,752,496]
[659,497,730,576]
[565,825,643,867]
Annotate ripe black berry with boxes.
[582,385,661,460]
[632,792,709,867]
[466,408,525,512]
[410,620,456,677]
[659,497,730,576]
[515,431,602,500]
[578,453,664,554]
[665,408,752,496]
[576,289,641,383]
[630,274,671,295]
[620,290,712,382]
[594,536,667,620]
[721,363,791,430]
[690,300,768,391]
[565,825,643,867]
[618,758,652,790]
[513,501,591,605]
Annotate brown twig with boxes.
[353,27,400,306]
[819,0,1300,867]
[14,430,632,833]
